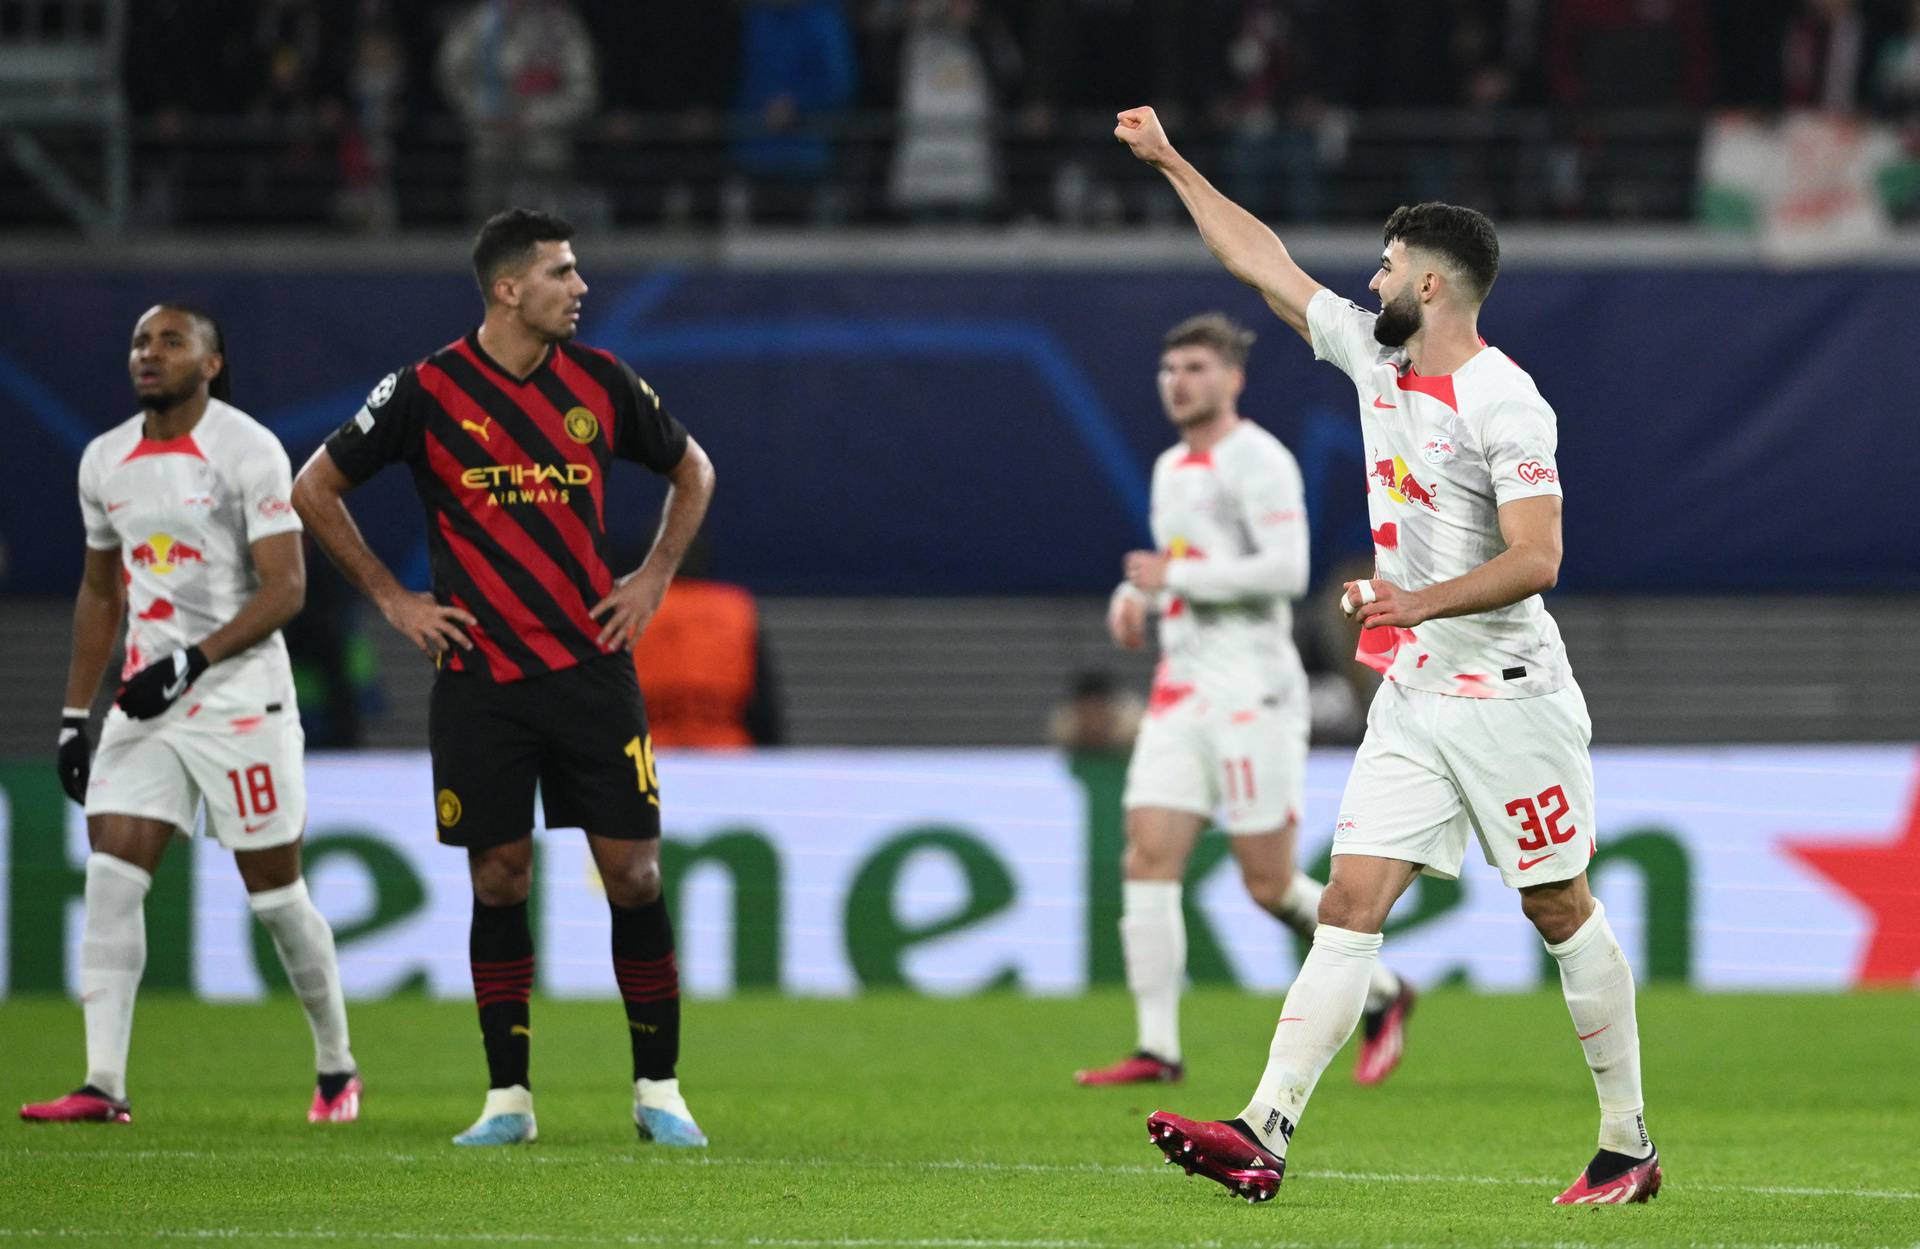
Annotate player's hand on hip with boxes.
[1108,591,1148,650]
[116,646,210,720]
[590,568,668,651]
[1114,106,1176,167]
[1343,578,1429,629]
[56,711,92,804]
[1125,550,1171,593]
[380,590,476,659]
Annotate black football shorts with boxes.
[428,653,662,849]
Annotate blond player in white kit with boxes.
[21,304,360,1127]
[1113,108,1659,1208]
[1075,314,1412,1091]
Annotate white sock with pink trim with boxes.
[1239,923,1380,1156]
[1546,899,1650,1158]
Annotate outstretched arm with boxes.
[1114,106,1324,341]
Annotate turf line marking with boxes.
[9,1147,1919,1203]
[0,1231,1898,1249]
[7,1234,1205,1249]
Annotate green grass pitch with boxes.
[3,989,1916,1248]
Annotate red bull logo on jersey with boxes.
[1370,455,1440,513]
[128,533,206,574]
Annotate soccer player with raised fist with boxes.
[1115,105,1659,1207]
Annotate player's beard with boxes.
[135,377,200,414]
[1373,287,1422,347]
[548,303,582,342]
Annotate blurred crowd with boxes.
[17,0,1917,228]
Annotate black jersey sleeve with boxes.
[611,360,690,474]
[324,366,425,484]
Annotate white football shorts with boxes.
[85,707,307,851]
[1332,678,1596,889]
[1123,695,1307,834]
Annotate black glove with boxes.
[57,710,91,804]
[116,646,210,720]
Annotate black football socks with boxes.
[610,898,680,1082]
[470,899,534,1089]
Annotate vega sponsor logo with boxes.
[129,533,206,574]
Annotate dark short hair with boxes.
[471,208,576,299]
[1161,312,1256,368]
[154,301,231,402]
[1382,202,1500,303]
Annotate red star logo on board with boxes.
[1780,767,1920,985]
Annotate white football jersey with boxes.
[1306,286,1570,699]
[1126,419,1309,715]
[77,399,303,722]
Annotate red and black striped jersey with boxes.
[324,333,689,683]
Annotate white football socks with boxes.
[249,879,355,1076]
[636,1076,693,1118]
[1272,871,1403,1012]
[1546,899,1651,1158]
[80,853,151,1102]
[1120,880,1184,1063]
[1274,871,1321,938]
[481,1085,533,1115]
[1240,923,1381,1156]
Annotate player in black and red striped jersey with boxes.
[292,208,716,1148]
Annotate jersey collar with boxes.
[465,331,553,386]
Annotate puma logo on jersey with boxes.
[462,417,493,442]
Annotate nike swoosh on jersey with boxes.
[1516,853,1554,870]
[243,821,273,834]
[107,500,131,511]
[1371,397,1396,409]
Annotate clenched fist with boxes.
[1114,106,1177,167]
